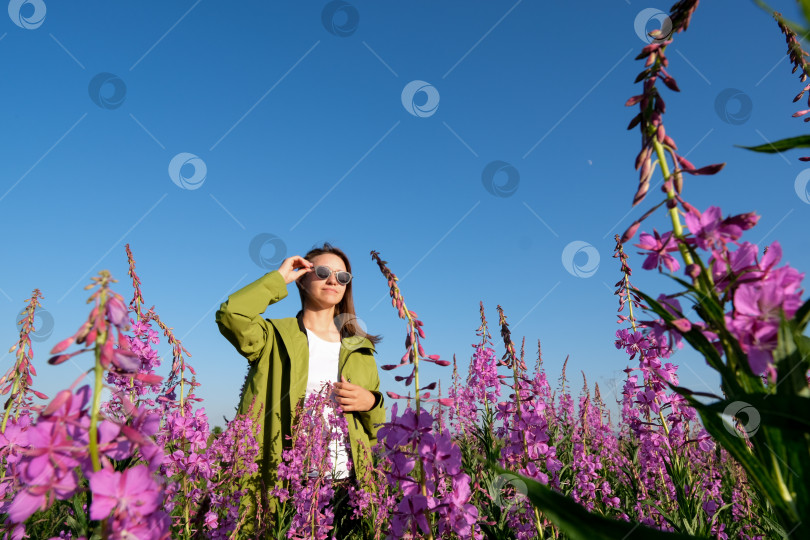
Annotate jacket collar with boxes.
[294,310,375,352]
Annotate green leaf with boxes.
[774,316,810,398]
[695,393,810,432]
[666,274,725,324]
[736,134,810,154]
[631,288,734,382]
[486,462,708,539]
[793,297,810,332]
[675,392,801,529]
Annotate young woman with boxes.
[215,242,385,532]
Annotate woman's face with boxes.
[297,253,349,309]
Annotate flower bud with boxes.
[50,336,75,355]
[621,222,641,244]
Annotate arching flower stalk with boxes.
[622,0,724,252]
[48,270,144,472]
[371,250,479,539]
[2,289,49,434]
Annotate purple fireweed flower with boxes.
[0,414,31,467]
[683,206,744,251]
[89,464,161,521]
[711,242,759,292]
[7,465,78,523]
[381,402,480,539]
[635,229,681,273]
[390,494,430,537]
[722,244,805,377]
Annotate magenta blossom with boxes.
[683,206,745,251]
[89,464,162,521]
[635,229,680,273]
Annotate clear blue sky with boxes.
[2,1,808,426]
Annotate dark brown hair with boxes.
[296,242,382,346]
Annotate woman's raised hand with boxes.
[278,255,314,285]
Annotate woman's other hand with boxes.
[278,255,314,285]
[333,375,376,412]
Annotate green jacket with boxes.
[215,270,386,499]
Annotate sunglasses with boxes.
[312,265,352,286]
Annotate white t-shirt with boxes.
[305,327,350,479]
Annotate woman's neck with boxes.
[302,305,339,337]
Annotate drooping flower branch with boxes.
[2,290,49,433]
[371,250,479,539]
[623,0,724,255]
[773,9,810,161]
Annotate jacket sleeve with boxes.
[358,355,386,444]
[215,270,289,364]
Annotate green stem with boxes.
[179,355,186,413]
[624,271,638,333]
[184,477,191,538]
[1,377,21,433]
[651,137,693,268]
[89,337,104,472]
[407,320,435,540]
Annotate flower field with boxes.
[2,1,810,539]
